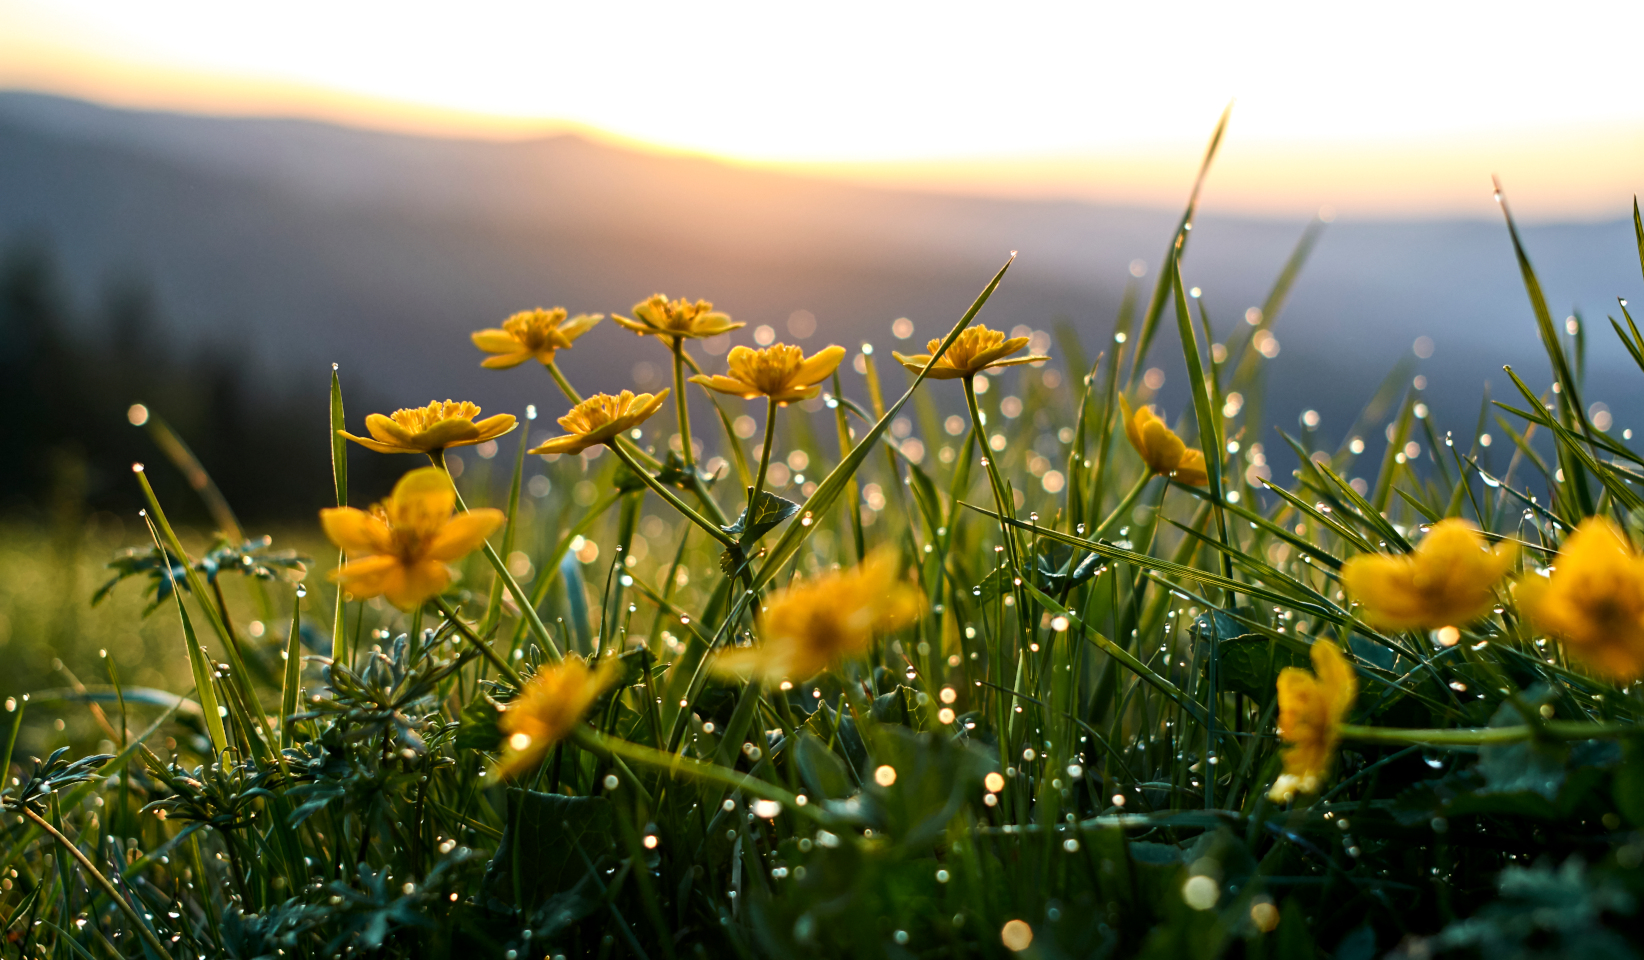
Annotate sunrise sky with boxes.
[3,0,1641,218]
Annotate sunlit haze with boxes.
[4,0,1643,217]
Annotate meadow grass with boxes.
[4,132,1644,960]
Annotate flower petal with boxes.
[611,314,653,334]
[471,330,520,353]
[383,559,451,610]
[690,374,758,397]
[559,313,604,341]
[338,430,412,455]
[793,345,847,385]
[529,434,594,455]
[333,555,404,601]
[466,414,518,444]
[365,414,413,446]
[481,352,532,369]
[426,509,505,562]
[320,507,393,556]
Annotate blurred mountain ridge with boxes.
[1,89,1639,487]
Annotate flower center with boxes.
[503,308,566,350]
[562,393,633,434]
[930,326,1005,368]
[391,400,482,434]
[731,345,805,393]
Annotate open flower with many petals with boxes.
[690,343,846,404]
[711,549,923,683]
[613,294,742,341]
[320,467,504,609]
[1516,517,1644,681]
[1269,639,1358,802]
[471,307,602,369]
[495,655,622,778]
[891,324,1048,379]
[1118,396,1208,486]
[1341,519,1515,632]
[338,401,516,456]
[529,390,670,456]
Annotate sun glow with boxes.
[3,0,1643,215]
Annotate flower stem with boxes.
[671,337,696,468]
[432,595,524,686]
[608,442,736,549]
[21,806,177,960]
[1337,720,1634,746]
[1093,470,1155,541]
[546,360,584,405]
[963,374,1023,573]
[750,396,779,512]
[572,725,844,828]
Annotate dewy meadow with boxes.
[5,116,1644,959]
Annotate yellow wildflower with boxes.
[612,294,742,341]
[529,390,670,456]
[1118,396,1208,486]
[1340,519,1514,632]
[320,467,504,610]
[689,343,847,404]
[711,549,923,683]
[1269,639,1358,802]
[338,401,516,456]
[891,324,1048,379]
[1516,517,1644,681]
[470,307,603,369]
[495,656,622,778]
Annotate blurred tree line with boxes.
[0,235,394,528]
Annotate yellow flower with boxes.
[495,656,622,778]
[891,324,1048,379]
[1269,639,1358,802]
[529,390,670,456]
[338,400,516,456]
[612,294,742,341]
[1118,396,1208,486]
[320,467,504,610]
[711,549,923,683]
[1516,517,1644,681]
[470,307,603,369]
[1340,519,1515,632]
[689,343,847,404]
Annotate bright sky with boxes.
[4,0,1642,217]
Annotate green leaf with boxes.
[485,790,616,909]
[454,697,503,751]
[722,491,801,547]
[1213,634,1308,700]
[793,730,853,801]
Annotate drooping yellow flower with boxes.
[529,390,670,456]
[338,401,516,456]
[1269,639,1358,802]
[470,307,603,369]
[1340,519,1515,632]
[612,294,742,341]
[891,324,1049,379]
[1118,396,1208,486]
[1516,517,1644,681]
[711,549,923,683]
[320,467,504,610]
[495,656,622,778]
[689,343,847,404]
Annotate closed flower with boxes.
[320,467,504,610]
[1341,519,1514,632]
[712,549,923,683]
[1119,396,1208,486]
[892,324,1048,379]
[690,343,846,404]
[530,390,670,456]
[1516,517,1644,681]
[338,400,516,456]
[471,307,602,369]
[1269,639,1357,802]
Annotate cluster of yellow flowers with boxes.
[318,288,1644,799]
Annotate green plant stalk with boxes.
[573,726,844,828]
[280,586,302,748]
[1337,720,1632,746]
[606,442,736,549]
[20,806,177,960]
[432,596,523,687]
[962,374,1027,597]
[750,396,779,510]
[672,337,697,468]
[1093,470,1154,541]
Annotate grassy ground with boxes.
[4,136,1644,959]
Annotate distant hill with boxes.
[1,89,1639,456]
